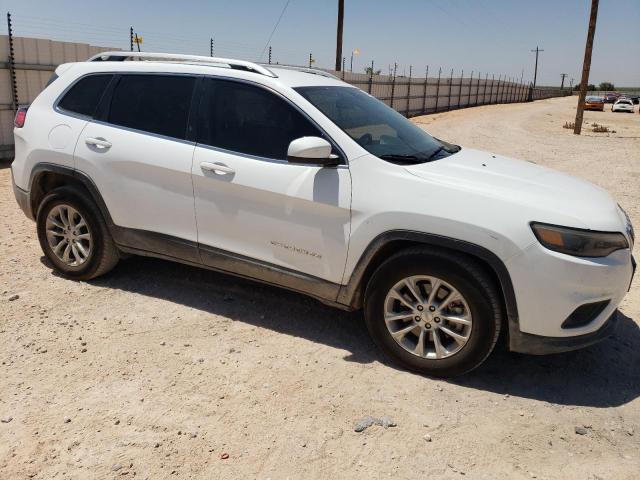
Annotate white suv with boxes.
[11,52,635,377]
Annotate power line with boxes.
[258,0,292,62]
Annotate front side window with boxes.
[58,74,112,117]
[295,86,459,164]
[196,78,322,160]
[107,74,195,140]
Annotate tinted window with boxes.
[108,75,195,139]
[58,74,112,117]
[197,78,321,159]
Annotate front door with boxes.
[191,78,351,288]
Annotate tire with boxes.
[364,248,502,377]
[36,186,120,280]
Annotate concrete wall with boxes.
[1,35,118,159]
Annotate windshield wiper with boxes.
[378,154,424,164]
[423,146,446,161]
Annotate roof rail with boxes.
[86,51,277,78]
[260,63,339,80]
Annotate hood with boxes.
[404,148,623,230]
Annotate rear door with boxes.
[191,78,352,285]
[75,73,199,259]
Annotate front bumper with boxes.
[11,169,34,220]
[509,310,619,354]
[506,239,634,352]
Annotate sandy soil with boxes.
[1,95,639,480]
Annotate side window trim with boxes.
[92,72,200,145]
[193,75,347,166]
[54,73,115,120]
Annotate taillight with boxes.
[14,106,28,128]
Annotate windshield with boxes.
[295,86,459,164]
[586,96,602,102]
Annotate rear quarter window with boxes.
[57,74,113,117]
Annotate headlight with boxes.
[531,222,629,257]
[618,204,635,245]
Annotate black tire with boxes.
[36,186,120,280]
[363,248,503,377]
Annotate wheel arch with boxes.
[28,163,114,228]
[337,230,519,335]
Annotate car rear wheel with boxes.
[364,248,503,377]
[37,186,120,280]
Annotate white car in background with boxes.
[612,98,634,113]
[11,52,636,377]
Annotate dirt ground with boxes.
[1,95,639,480]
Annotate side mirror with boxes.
[287,137,340,166]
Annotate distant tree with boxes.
[588,83,596,91]
[598,81,615,91]
[364,66,382,76]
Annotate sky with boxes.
[3,0,639,87]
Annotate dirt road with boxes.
[1,95,639,479]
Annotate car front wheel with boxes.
[364,248,503,377]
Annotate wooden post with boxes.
[335,0,344,71]
[574,0,599,135]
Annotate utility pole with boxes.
[335,0,344,71]
[210,38,214,57]
[530,46,543,88]
[570,77,574,89]
[560,73,568,89]
[574,0,599,135]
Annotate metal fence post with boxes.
[7,12,19,112]
[474,72,480,106]
[434,67,441,112]
[422,66,428,114]
[268,46,272,64]
[447,68,453,111]
[481,73,487,105]
[467,71,473,107]
[456,69,463,109]
[342,57,345,80]
[368,60,374,94]
[406,65,412,117]
[390,62,397,110]
[130,26,134,51]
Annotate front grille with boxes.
[561,300,610,329]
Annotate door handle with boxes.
[200,162,235,175]
[85,137,112,149]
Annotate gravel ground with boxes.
[1,95,638,479]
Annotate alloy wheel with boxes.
[45,204,93,267]
[383,275,473,359]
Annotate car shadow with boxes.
[46,254,640,408]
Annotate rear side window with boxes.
[196,78,321,159]
[58,74,112,117]
[108,74,195,140]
